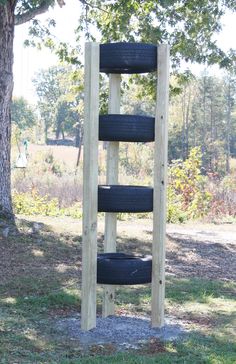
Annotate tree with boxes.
[223,72,236,173]
[81,0,236,69]
[0,0,66,220]
[190,74,227,174]
[169,76,197,161]
[33,66,64,139]
[168,73,236,174]
[11,97,37,130]
[79,1,236,103]
[1,0,236,220]
[0,0,72,220]
[33,65,83,141]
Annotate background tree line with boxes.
[11,67,236,177]
[1,0,236,220]
[169,72,236,175]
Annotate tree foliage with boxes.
[1,0,236,220]
[118,71,236,176]
[33,65,83,141]
[169,72,236,174]
[14,0,64,25]
[78,0,236,70]
[0,0,66,218]
[168,147,212,222]
[11,97,37,130]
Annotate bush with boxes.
[62,202,82,219]
[13,190,60,216]
[168,147,212,220]
[167,187,187,223]
[13,190,83,218]
[12,149,83,208]
[205,174,236,222]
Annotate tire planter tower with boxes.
[81,42,170,331]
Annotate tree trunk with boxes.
[0,3,15,220]
[226,79,231,175]
[75,121,81,148]
[181,88,186,160]
[185,89,191,158]
[55,124,61,139]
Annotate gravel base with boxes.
[55,315,187,349]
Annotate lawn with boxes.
[0,216,235,363]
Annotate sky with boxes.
[13,0,81,103]
[13,2,236,104]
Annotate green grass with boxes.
[1,278,235,363]
[0,216,235,363]
[60,335,236,363]
[166,278,236,303]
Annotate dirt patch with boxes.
[166,237,236,281]
[1,218,235,295]
[165,223,236,281]
[0,228,81,296]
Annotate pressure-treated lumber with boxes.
[103,74,121,317]
[81,42,100,331]
[152,44,170,327]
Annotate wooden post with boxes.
[102,74,121,317]
[81,42,100,331]
[152,44,170,328]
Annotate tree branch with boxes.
[80,0,109,14]
[14,0,107,27]
[14,1,65,26]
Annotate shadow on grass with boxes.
[166,234,236,280]
[115,277,235,309]
[0,330,58,363]
[0,217,235,362]
[57,331,236,364]
[1,302,235,363]
[0,218,82,298]
[115,229,235,281]
[166,277,236,303]
[1,216,235,314]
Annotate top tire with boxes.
[100,43,157,74]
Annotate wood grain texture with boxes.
[81,42,100,331]
[152,44,170,328]
[103,74,121,317]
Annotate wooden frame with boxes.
[152,44,170,327]
[103,74,121,317]
[81,42,100,331]
[81,42,170,330]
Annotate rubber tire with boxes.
[97,253,152,285]
[100,43,157,74]
[99,114,155,142]
[98,185,153,213]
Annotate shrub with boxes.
[62,202,83,219]
[168,147,212,220]
[13,190,83,219]
[120,142,153,180]
[167,186,187,223]
[205,174,236,222]
[13,190,60,216]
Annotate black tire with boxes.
[97,253,152,285]
[99,114,155,142]
[100,43,157,74]
[98,185,153,213]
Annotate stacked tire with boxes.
[97,43,157,285]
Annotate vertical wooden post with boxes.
[152,44,170,328]
[103,74,121,317]
[81,42,100,331]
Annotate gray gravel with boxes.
[55,314,187,349]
